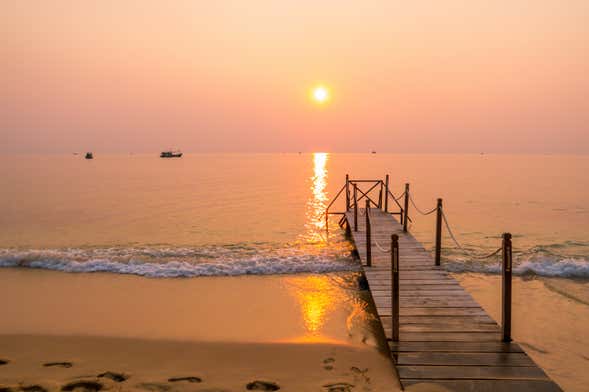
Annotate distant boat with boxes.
[371,150,376,154]
[160,150,183,158]
[85,152,93,159]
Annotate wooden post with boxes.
[345,174,350,212]
[435,198,443,266]
[384,174,389,213]
[354,183,358,232]
[391,234,400,342]
[366,199,371,267]
[403,183,410,232]
[502,232,512,342]
[378,181,383,209]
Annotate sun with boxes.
[311,85,330,104]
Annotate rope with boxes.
[440,208,502,259]
[409,192,438,216]
[373,239,391,253]
[394,191,406,202]
[472,247,503,259]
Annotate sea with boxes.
[0,153,588,390]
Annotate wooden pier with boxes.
[327,177,562,391]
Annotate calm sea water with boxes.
[1,153,588,390]
[0,153,587,278]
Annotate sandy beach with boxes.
[0,335,401,392]
[0,268,401,391]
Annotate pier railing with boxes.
[323,174,409,234]
[325,176,514,344]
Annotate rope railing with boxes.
[373,239,391,253]
[440,208,502,259]
[322,176,502,261]
[393,191,406,202]
[332,179,516,344]
[409,192,438,216]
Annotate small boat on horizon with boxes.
[85,152,93,159]
[160,150,183,158]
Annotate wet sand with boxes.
[0,269,401,391]
[455,273,589,392]
[0,335,399,392]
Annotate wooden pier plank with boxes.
[402,380,562,392]
[390,341,524,353]
[343,208,562,391]
[396,352,536,366]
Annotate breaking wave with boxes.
[444,257,589,278]
[0,244,359,278]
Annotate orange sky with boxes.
[1,0,588,153]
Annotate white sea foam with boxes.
[0,246,359,277]
[444,257,589,278]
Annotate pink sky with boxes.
[1,1,588,153]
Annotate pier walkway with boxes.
[327,177,562,391]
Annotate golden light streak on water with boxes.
[302,152,329,244]
[284,275,338,342]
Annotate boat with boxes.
[85,152,93,159]
[160,150,183,158]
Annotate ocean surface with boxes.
[1,153,588,391]
[1,153,587,279]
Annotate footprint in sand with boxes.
[97,372,128,382]
[350,367,370,384]
[167,377,202,383]
[0,360,9,366]
[0,387,13,392]
[323,358,335,371]
[323,382,354,392]
[43,362,73,368]
[245,381,280,391]
[61,381,103,392]
[20,386,48,392]
[136,383,170,392]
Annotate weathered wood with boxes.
[395,315,496,324]
[502,232,513,342]
[395,324,500,333]
[378,307,489,317]
[396,352,535,366]
[390,341,524,353]
[394,323,500,333]
[390,332,504,342]
[435,198,443,266]
[391,234,399,342]
[403,183,409,232]
[365,199,371,266]
[396,365,550,380]
[402,380,562,392]
[342,207,561,391]
[384,174,389,212]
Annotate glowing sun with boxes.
[312,85,330,104]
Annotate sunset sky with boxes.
[1,0,588,153]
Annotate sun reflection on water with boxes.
[283,274,375,344]
[303,152,329,244]
[282,152,371,344]
[283,275,339,343]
